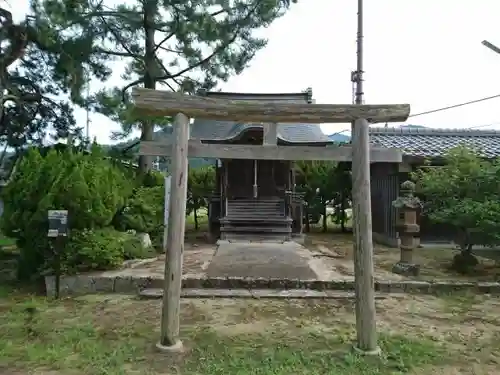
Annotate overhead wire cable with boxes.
[328,93,500,137]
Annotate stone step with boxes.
[228,207,283,212]
[228,208,284,212]
[228,199,282,203]
[227,203,282,207]
[228,206,282,210]
[222,233,290,242]
[221,216,292,223]
[220,226,292,233]
[139,288,397,299]
[228,206,283,210]
[228,213,284,217]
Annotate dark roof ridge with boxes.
[200,88,313,103]
[370,127,500,137]
[189,88,333,144]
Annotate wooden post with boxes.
[253,160,258,198]
[263,123,278,145]
[157,112,190,353]
[299,202,304,235]
[162,175,172,251]
[351,118,379,354]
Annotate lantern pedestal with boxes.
[392,181,422,277]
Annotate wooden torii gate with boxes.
[132,87,410,355]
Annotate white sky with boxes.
[12,0,500,144]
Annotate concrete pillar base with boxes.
[156,340,184,353]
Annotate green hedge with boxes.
[0,146,136,280]
[62,228,151,274]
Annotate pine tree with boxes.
[0,6,82,175]
[29,0,297,174]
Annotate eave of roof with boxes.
[369,127,500,158]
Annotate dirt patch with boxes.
[88,233,500,284]
[306,233,500,282]
[410,365,500,375]
[134,244,216,277]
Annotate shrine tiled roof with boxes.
[369,127,500,158]
[190,91,332,144]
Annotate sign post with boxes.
[47,210,68,299]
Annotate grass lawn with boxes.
[1,288,500,375]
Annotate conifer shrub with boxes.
[114,170,166,250]
[0,145,135,279]
[140,170,165,188]
[113,185,164,235]
[63,228,150,273]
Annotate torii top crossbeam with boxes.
[132,88,410,124]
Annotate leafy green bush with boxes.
[141,170,165,187]
[63,228,125,273]
[60,228,151,274]
[148,225,164,250]
[415,146,500,250]
[122,233,152,259]
[114,186,164,234]
[415,146,500,272]
[187,166,215,230]
[1,146,133,279]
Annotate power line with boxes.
[467,121,500,130]
[328,93,500,137]
[402,93,500,120]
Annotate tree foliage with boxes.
[0,7,81,164]
[187,165,215,230]
[328,162,352,231]
[114,185,164,234]
[28,0,297,173]
[295,161,351,232]
[414,146,500,251]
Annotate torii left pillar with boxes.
[156,112,190,353]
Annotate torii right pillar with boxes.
[392,180,422,277]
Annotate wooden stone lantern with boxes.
[392,180,422,276]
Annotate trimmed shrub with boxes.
[122,233,153,259]
[1,146,133,280]
[63,228,125,273]
[61,228,150,274]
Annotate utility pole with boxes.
[350,0,379,355]
[482,40,500,55]
[353,0,364,107]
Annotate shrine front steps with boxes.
[219,222,292,242]
[222,234,290,242]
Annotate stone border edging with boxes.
[45,274,500,297]
[139,288,397,299]
[122,257,159,269]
